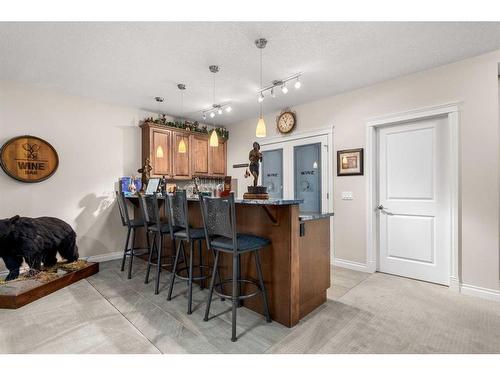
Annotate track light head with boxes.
[258,93,264,103]
[202,113,207,120]
[294,78,301,89]
[210,112,216,118]
[225,106,232,113]
[281,84,288,94]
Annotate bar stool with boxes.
[200,193,271,342]
[116,191,150,280]
[138,193,182,295]
[167,190,211,314]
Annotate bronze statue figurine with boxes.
[248,142,262,187]
[243,141,268,199]
[137,157,152,193]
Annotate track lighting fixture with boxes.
[210,112,215,118]
[257,72,302,100]
[258,93,264,103]
[294,77,301,89]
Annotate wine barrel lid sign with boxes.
[0,135,59,183]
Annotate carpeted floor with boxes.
[271,269,500,353]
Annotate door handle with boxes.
[377,204,393,215]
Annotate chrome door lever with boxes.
[377,205,393,215]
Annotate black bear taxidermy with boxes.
[0,216,79,281]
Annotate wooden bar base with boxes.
[0,262,99,309]
[129,197,331,328]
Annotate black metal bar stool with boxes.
[138,193,180,295]
[199,193,271,342]
[116,191,150,280]
[167,190,211,314]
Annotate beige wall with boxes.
[0,81,154,271]
[227,49,500,291]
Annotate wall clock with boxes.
[276,109,296,134]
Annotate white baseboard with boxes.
[333,258,372,273]
[459,283,500,302]
[449,276,460,292]
[0,251,123,277]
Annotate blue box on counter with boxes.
[119,177,142,196]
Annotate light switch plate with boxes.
[342,191,353,200]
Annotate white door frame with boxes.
[260,125,335,263]
[366,103,460,290]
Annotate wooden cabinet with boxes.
[172,133,191,179]
[141,122,227,179]
[209,139,227,176]
[150,128,172,177]
[191,134,210,175]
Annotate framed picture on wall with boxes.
[337,148,364,176]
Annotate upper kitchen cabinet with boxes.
[141,123,172,177]
[141,122,227,179]
[191,134,210,176]
[209,139,227,176]
[172,132,191,179]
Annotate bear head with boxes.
[0,215,20,242]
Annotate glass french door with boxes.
[261,149,283,199]
[294,143,321,213]
[261,134,329,213]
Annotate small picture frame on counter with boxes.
[337,148,364,176]
[145,178,160,195]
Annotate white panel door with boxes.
[378,117,451,285]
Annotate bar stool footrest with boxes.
[146,254,176,268]
[175,265,212,282]
[213,279,262,301]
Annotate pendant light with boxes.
[177,83,187,153]
[255,38,267,138]
[155,96,165,158]
[209,65,219,147]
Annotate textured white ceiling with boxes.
[2,22,500,126]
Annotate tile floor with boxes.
[1,259,500,353]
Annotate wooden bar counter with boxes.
[129,197,332,328]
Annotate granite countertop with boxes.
[126,194,302,205]
[234,199,303,205]
[299,212,335,221]
[189,197,303,205]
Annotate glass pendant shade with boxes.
[209,129,219,147]
[256,116,267,138]
[156,145,164,158]
[178,138,187,153]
